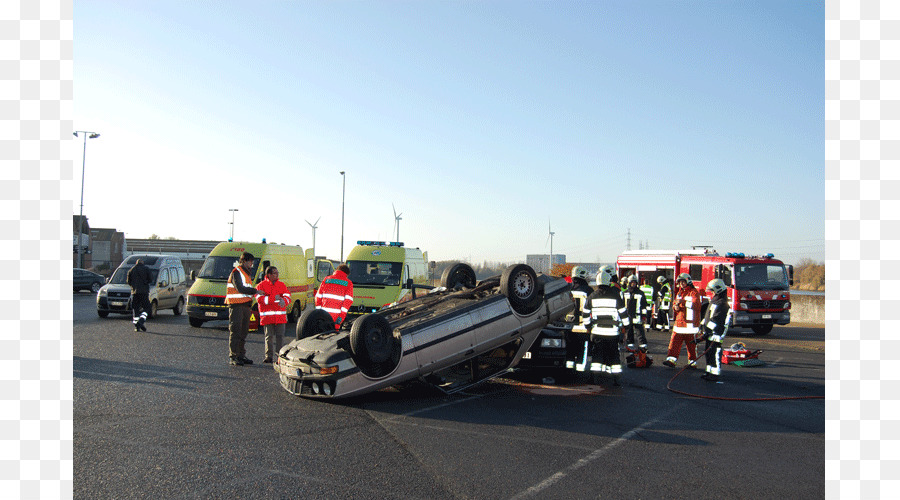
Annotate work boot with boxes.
[238,356,253,365]
[701,373,720,382]
[662,359,676,368]
[230,356,243,366]
[263,357,273,364]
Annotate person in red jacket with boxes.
[663,273,701,367]
[315,263,354,329]
[255,266,291,364]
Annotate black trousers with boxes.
[132,292,150,325]
[626,322,647,346]
[228,303,251,358]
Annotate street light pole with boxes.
[73,130,99,269]
[229,208,239,241]
[340,171,346,262]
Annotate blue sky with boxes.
[73,1,823,266]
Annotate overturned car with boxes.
[276,263,574,399]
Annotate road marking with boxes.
[508,403,685,500]
[768,357,784,368]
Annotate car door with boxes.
[156,267,174,308]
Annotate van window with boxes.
[110,266,159,285]
[198,256,260,280]
[317,261,333,281]
[689,264,703,282]
[158,268,169,286]
[177,267,185,283]
[348,260,401,286]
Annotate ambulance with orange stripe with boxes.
[186,240,335,330]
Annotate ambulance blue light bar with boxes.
[389,242,404,247]
[357,240,387,246]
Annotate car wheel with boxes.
[288,301,302,323]
[500,264,543,315]
[97,310,108,318]
[350,313,401,378]
[751,324,773,335]
[148,301,157,319]
[91,282,101,293]
[297,308,334,340]
[189,316,205,328]
[173,297,185,315]
[441,263,477,290]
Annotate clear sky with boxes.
[72,1,824,266]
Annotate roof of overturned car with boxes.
[276,263,574,399]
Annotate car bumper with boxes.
[97,296,132,314]
[732,311,790,326]
[186,305,228,321]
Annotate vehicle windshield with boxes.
[197,256,260,280]
[348,260,402,286]
[109,266,159,285]
[733,263,789,290]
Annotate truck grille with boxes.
[189,295,225,306]
[108,291,131,299]
[744,299,787,310]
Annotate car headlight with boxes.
[98,288,107,297]
[541,338,564,348]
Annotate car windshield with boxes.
[733,263,789,290]
[197,256,260,280]
[348,260,401,286]
[109,266,159,285]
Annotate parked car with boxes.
[276,263,574,399]
[74,268,106,293]
[96,255,188,318]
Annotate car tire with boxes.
[189,316,205,328]
[350,313,401,378]
[500,264,543,315]
[441,263,477,290]
[297,308,335,341]
[148,300,157,319]
[91,282,102,293]
[751,324,773,335]
[97,310,108,318]
[173,297,185,315]
[288,301,302,323]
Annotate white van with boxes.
[96,255,188,318]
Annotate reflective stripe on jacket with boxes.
[314,270,354,327]
[586,285,625,336]
[673,284,701,334]
[255,278,291,325]
[225,265,254,305]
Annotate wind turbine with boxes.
[392,204,403,243]
[305,217,320,255]
[546,220,555,274]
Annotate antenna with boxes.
[545,220,555,274]
[392,204,403,242]
[305,217,320,254]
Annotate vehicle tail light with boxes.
[319,366,338,375]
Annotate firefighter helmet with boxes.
[596,265,615,286]
[627,275,638,285]
[657,276,666,285]
[571,266,589,281]
[706,278,727,294]
[676,272,692,284]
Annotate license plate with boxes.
[111,301,125,307]
[205,311,219,317]
[523,352,532,359]
[762,314,772,319]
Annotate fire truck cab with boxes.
[616,248,794,335]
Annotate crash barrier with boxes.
[788,292,824,325]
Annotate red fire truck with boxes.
[615,248,794,335]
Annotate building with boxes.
[73,215,91,269]
[124,239,221,277]
[526,254,567,275]
[89,228,125,274]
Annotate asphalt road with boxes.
[74,291,824,499]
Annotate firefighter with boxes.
[565,266,594,370]
[639,277,654,328]
[699,278,732,381]
[655,275,672,332]
[583,265,626,385]
[315,263,354,329]
[662,273,700,368]
[226,252,261,366]
[622,275,649,352]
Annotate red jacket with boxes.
[673,284,701,334]
[255,278,290,326]
[315,270,354,328]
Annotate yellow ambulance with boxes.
[345,241,430,317]
[186,241,335,329]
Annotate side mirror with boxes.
[788,265,794,286]
[190,270,196,280]
[404,278,414,289]
[159,280,169,288]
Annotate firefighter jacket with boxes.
[585,285,626,337]
[622,286,650,322]
[673,283,701,334]
[570,277,594,333]
[127,262,151,294]
[225,265,256,305]
[255,278,290,326]
[656,282,672,310]
[700,294,731,343]
[315,269,354,327]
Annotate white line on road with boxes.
[508,403,686,500]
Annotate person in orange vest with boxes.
[663,273,701,368]
[255,265,291,365]
[315,263,354,329]
[226,252,261,366]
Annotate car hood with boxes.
[100,284,132,294]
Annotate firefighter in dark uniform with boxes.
[622,275,649,352]
[127,259,152,332]
[584,265,626,385]
[565,266,594,370]
[699,278,731,381]
[654,275,672,331]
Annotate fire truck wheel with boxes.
[751,324,773,335]
[441,263,477,290]
[297,308,334,341]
